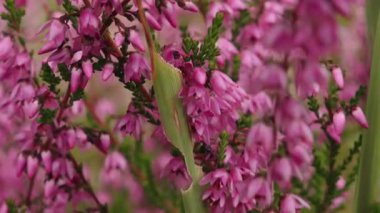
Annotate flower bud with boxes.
[271,158,292,188]
[70,68,82,92]
[27,156,39,178]
[182,2,199,12]
[333,109,346,134]
[352,106,368,129]
[16,154,26,176]
[210,71,227,93]
[145,12,162,31]
[41,151,52,173]
[44,179,57,198]
[332,67,344,89]
[100,134,111,153]
[79,8,100,37]
[336,177,346,190]
[82,60,93,79]
[327,124,341,143]
[102,63,114,81]
[129,30,145,52]
[193,68,207,85]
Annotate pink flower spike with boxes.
[129,30,145,52]
[82,60,93,79]
[27,156,39,178]
[332,67,344,89]
[102,63,114,81]
[352,106,369,128]
[333,109,346,135]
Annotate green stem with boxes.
[354,7,380,212]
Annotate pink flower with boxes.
[116,105,144,138]
[161,157,192,190]
[129,30,145,52]
[38,20,67,54]
[352,106,368,128]
[280,194,310,213]
[192,67,207,85]
[41,151,53,173]
[333,109,346,134]
[332,67,345,89]
[27,156,39,178]
[124,53,151,83]
[271,158,292,189]
[79,8,100,37]
[82,60,93,79]
[102,63,114,81]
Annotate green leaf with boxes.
[70,89,85,104]
[153,53,205,213]
[38,108,57,124]
[355,9,380,213]
[366,0,380,41]
[40,64,61,93]
[58,63,71,81]
[1,0,25,31]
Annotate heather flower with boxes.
[38,20,67,55]
[332,67,345,89]
[280,194,310,213]
[116,105,145,138]
[270,157,292,189]
[352,106,368,128]
[79,8,100,37]
[161,157,192,190]
[124,53,151,83]
[129,30,145,52]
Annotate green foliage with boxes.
[231,55,241,81]
[70,89,85,104]
[38,108,57,124]
[236,114,253,129]
[307,96,320,113]
[336,135,363,174]
[0,0,25,31]
[183,13,224,66]
[6,200,17,213]
[40,64,61,93]
[232,10,251,40]
[355,10,380,212]
[349,85,367,107]
[118,140,181,212]
[62,0,78,28]
[217,132,228,167]
[58,63,71,82]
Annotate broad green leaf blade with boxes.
[366,0,380,41]
[152,53,205,213]
[355,10,380,213]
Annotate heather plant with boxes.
[0,0,376,212]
